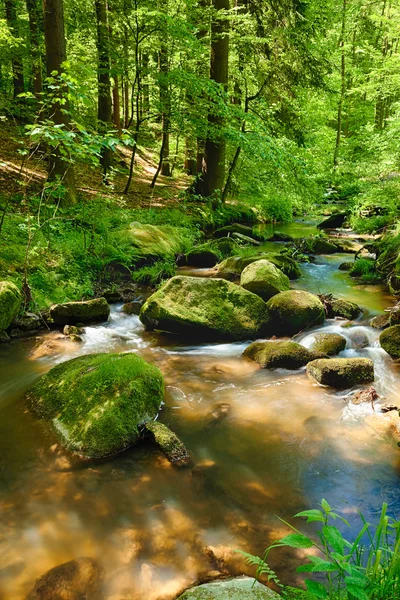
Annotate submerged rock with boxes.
[140,276,270,341]
[0,280,22,332]
[351,387,379,405]
[50,298,110,325]
[145,421,190,466]
[380,325,400,358]
[12,311,40,331]
[244,340,320,369]
[310,333,347,356]
[177,577,280,599]
[63,325,84,342]
[26,353,164,459]
[267,231,294,242]
[27,557,103,600]
[266,290,325,335]
[307,358,374,388]
[240,259,290,300]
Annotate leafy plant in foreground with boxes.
[239,499,400,600]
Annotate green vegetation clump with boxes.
[350,259,380,284]
[125,222,194,258]
[0,281,22,331]
[266,290,325,335]
[244,340,320,370]
[26,353,165,458]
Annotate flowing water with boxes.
[1,224,400,599]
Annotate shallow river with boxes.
[0,223,399,599]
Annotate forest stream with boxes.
[1,222,399,599]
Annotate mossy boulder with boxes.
[310,333,347,356]
[140,276,270,341]
[177,577,280,600]
[50,298,110,325]
[329,299,361,320]
[145,421,190,466]
[27,557,103,600]
[240,259,290,300]
[317,213,347,230]
[244,340,320,369]
[186,238,240,267]
[266,290,325,335]
[380,325,400,358]
[306,238,339,254]
[307,358,374,388]
[26,353,164,458]
[126,222,192,258]
[214,223,255,238]
[122,301,142,315]
[267,231,294,242]
[264,252,302,280]
[0,281,22,331]
[215,253,301,281]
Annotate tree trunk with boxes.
[112,74,121,130]
[5,0,24,99]
[43,0,76,204]
[184,137,197,175]
[159,43,171,177]
[142,53,150,115]
[26,0,43,97]
[333,0,347,168]
[95,0,112,179]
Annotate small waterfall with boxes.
[82,305,148,352]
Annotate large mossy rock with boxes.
[215,253,301,281]
[126,222,192,258]
[27,353,164,458]
[380,325,400,358]
[329,299,361,320]
[266,290,325,335]
[186,238,239,268]
[310,333,347,356]
[27,557,103,600]
[0,281,22,331]
[244,340,320,369]
[140,276,270,341]
[240,259,290,300]
[177,577,280,600]
[50,298,110,325]
[307,358,374,388]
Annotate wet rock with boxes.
[0,280,22,332]
[140,276,270,341]
[144,421,190,466]
[50,298,110,325]
[214,223,254,238]
[351,386,379,405]
[215,253,301,281]
[338,262,353,271]
[370,313,390,330]
[26,353,164,459]
[63,325,84,336]
[381,404,398,413]
[122,301,142,315]
[380,325,400,358]
[317,213,347,229]
[177,576,280,599]
[320,295,361,320]
[244,340,320,369]
[389,306,400,326]
[102,288,123,303]
[307,357,374,388]
[266,290,325,335]
[231,231,261,245]
[296,237,339,254]
[267,231,294,242]
[310,332,346,356]
[186,245,220,267]
[209,402,231,422]
[348,328,370,349]
[12,312,41,331]
[27,557,103,600]
[240,259,290,300]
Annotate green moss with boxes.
[0,281,22,331]
[140,276,270,341]
[126,222,194,258]
[298,237,339,254]
[307,358,374,388]
[266,290,325,335]
[244,340,320,369]
[215,252,301,281]
[50,298,110,325]
[310,333,347,356]
[145,421,190,465]
[329,299,361,320]
[380,325,400,358]
[240,259,290,300]
[26,353,165,458]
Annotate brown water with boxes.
[1,225,400,599]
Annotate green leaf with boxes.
[345,583,369,600]
[321,499,331,513]
[277,533,314,549]
[305,579,328,599]
[297,556,338,573]
[322,525,345,554]
[295,509,325,523]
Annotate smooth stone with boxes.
[27,557,103,600]
[307,357,374,388]
[176,577,280,599]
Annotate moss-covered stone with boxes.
[307,357,374,388]
[263,252,302,280]
[145,421,190,466]
[186,245,221,267]
[266,290,325,335]
[370,313,390,330]
[329,299,361,320]
[215,253,301,281]
[317,213,347,229]
[380,325,400,358]
[0,280,22,331]
[240,259,290,300]
[140,276,270,341]
[214,223,255,238]
[26,353,165,458]
[177,577,280,599]
[310,333,347,356]
[122,301,142,315]
[27,557,103,600]
[50,298,110,325]
[244,340,320,369]
[300,238,339,254]
[126,222,192,258]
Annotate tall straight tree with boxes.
[196,0,229,199]
[95,0,112,178]
[43,0,76,204]
[5,0,24,99]
[26,0,43,97]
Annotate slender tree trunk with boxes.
[333,0,347,168]
[26,0,43,97]
[43,0,76,204]
[184,137,197,174]
[5,0,24,99]
[142,53,150,115]
[112,74,121,130]
[95,0,112,179]
[195,0,229,199]
[159,38,171,176]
